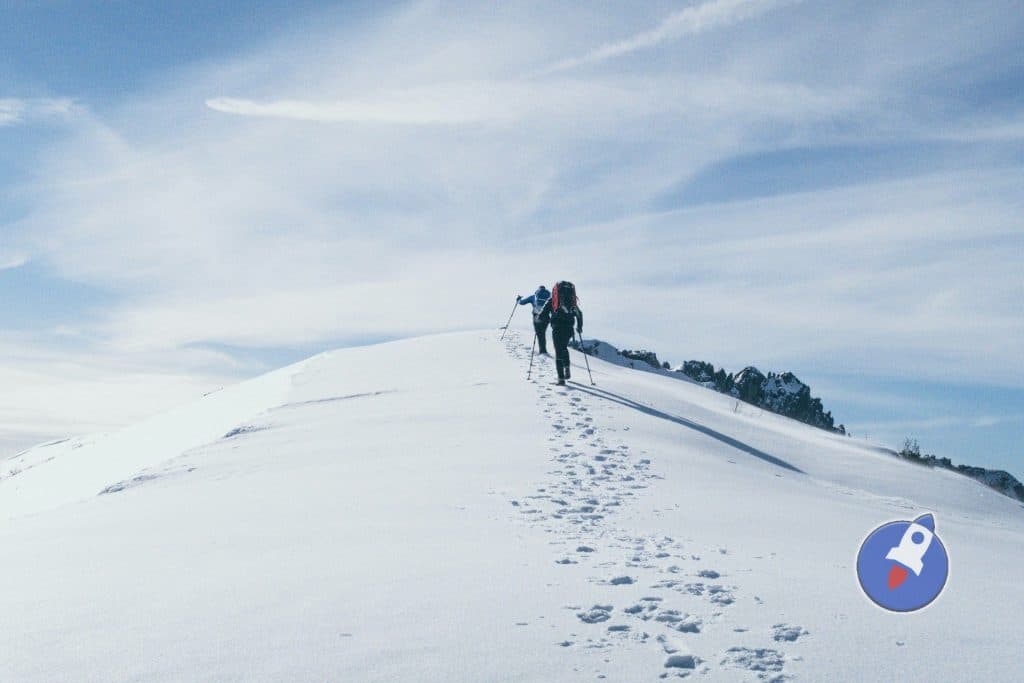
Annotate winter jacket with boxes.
[540,298,582,334]
[519,287,552,318]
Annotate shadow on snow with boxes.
[568,382,805,475]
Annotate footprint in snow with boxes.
[663,653,701,671]
[577,605,614,623]
[707,585,736,606]
[771,623,808,642]
[720,646,788,680]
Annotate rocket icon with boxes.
[884,513,935,590]
[857,511,949,611]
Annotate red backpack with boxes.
[551,281,577,312]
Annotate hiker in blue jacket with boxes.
[516,285,551,354]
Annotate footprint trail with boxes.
[501,331,807,680]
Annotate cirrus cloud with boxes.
[539,0,803,75]
[0,97,77,126]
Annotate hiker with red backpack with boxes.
[539,281,583,385]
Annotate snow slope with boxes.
[1,330,1021,681]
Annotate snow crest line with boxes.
[274,390,397,410]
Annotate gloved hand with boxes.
[577,326,583,335]
[516,295,522,302]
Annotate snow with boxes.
[1,330,1022,681]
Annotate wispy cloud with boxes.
[206,87,500,125]
[0,98,76,126]
[936,117,1024,142]
[971,415,1022,428]
[207,75,854,127]
[539,0,801,74]
[856,414,1024,433]
[0,252,29,271]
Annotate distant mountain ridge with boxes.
[574,339,843,433]
[896,439,1024,504]
[574,338,1024,504]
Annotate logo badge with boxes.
[856,513,949,612]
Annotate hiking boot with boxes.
[556,379,566,386]
[564,365,572,380]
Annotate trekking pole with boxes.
[499,298,518,340]
[527,333,537,380]
[576,333,596,385]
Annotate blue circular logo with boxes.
[856,513,949,612]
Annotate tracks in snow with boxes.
[502,332,807,681]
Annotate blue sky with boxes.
[1,0,1022,479]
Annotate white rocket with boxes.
[885,513,936,589]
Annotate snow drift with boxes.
[1,330,1021,681]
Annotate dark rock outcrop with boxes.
[678,363,839,433]
[576,339,841,433]
[732,367,767,404]
[681,360,715,384]
[899,440,1024,503]
[953,466,1024,502]
[620,349,661,369]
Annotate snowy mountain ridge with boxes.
[1,330,1021,682]
[576,339,842,432]
[577,336,1024,504]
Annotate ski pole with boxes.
[576,333,595,385]
[527,333,537,380]
[499,298,519,340]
